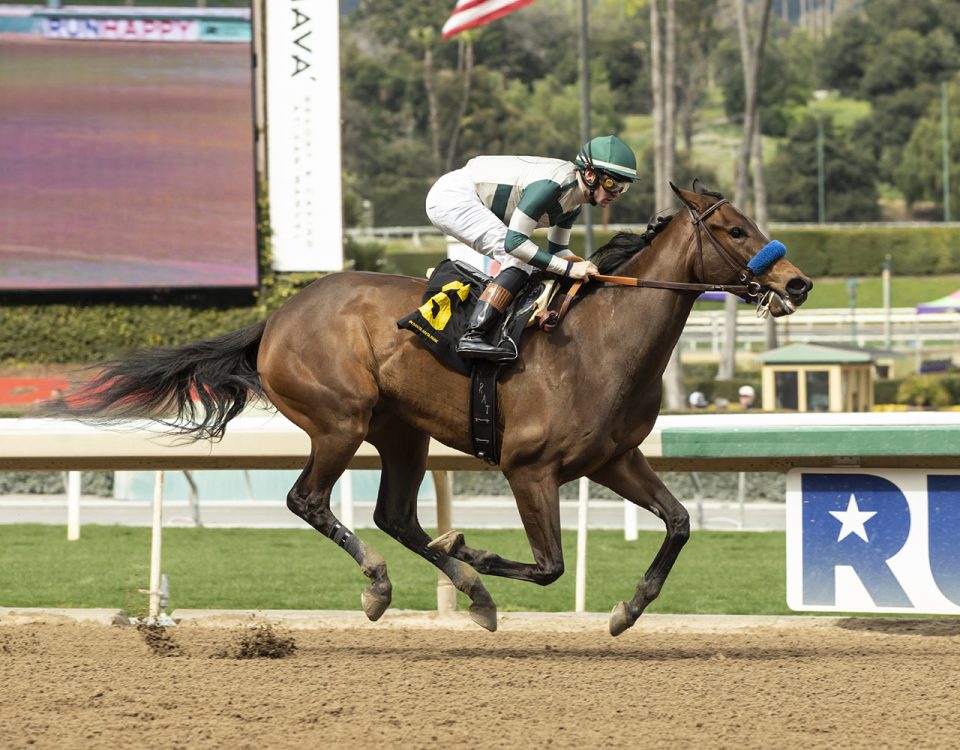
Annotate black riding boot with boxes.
[457,267,529,361]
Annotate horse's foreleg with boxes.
[589,448,690,636]
[369,423,498,631]
[429,467,564,586]
[286,449,392,622]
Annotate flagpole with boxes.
[579,0,593,257]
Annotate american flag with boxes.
[442,0,537,40]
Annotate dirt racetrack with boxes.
[2,612,960,749]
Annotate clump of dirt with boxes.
[0,631,40,654]
[137,622,183,657]
[215,623,297,660]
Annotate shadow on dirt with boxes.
[836,617,960,637]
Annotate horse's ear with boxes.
[670,181,713,213]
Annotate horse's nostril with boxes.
[787,277,811,296]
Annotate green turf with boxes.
[0,525,789,616]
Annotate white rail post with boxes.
[66,471,81,541]
[738,471,747,529]
[623,499,638,541]
[340,470,354,530]
[432,469,457,614]
[148,470,164,620]
[575,476,590,612]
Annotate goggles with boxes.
[598,172,631,195]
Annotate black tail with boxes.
[45,320,267,442]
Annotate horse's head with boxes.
[670,181,813,317]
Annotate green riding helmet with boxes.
[575,135,637,181]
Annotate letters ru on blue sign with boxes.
[786,469,960,614]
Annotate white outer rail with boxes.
[6,411,957,617]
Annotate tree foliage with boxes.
[716,29,815,137]
[895,77,960,211]
[766,116,881,222]
[340,0,720,226]
[817,0,960,183]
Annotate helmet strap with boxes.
[577,169,600,205]
[579,140,601,205]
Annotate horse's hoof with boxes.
[609,601,634,637]
[468,603,498,632]
[427,529,465,555]
[361,587,391,622]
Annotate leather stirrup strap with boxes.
[539,280,583,332]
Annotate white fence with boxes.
[6,412,960,620]
[681,307,960,352]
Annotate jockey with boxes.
[425,134,637,361]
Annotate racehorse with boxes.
[52,182,812,636]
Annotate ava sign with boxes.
[787,469,960,614]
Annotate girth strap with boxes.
[470,361,500,465]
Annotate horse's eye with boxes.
[730,227,745,239]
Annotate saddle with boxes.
[397,260,576,465]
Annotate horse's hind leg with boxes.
[429,466,565,586]
[589,447,690,636]
[368,419,499,631]
[285,438,392,621]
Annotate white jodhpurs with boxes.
[425,169,535,273]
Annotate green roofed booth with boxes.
[757,343,875,413]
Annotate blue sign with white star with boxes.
[786,469,960,614]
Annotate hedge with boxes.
[5,224,960,366]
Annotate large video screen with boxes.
[0,33,258,290]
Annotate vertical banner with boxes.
[265,0,343,271]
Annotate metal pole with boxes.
[579,0,593,256]
[817,118,825,223]
[943,81,951,222]
[848,277,858,345]
[882,255,892,349]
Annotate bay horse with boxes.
[53,183,812,635]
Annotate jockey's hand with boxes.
[567,260,599,280]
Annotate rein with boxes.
[591,274,759,296]
[539,198,776,331]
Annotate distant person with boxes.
[714,396,730,411]
[425,135,637,360]
[688,391,708,410]
[738,385,756,409]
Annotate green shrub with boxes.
[939,375,960,404]
[771,225,960,278]
[344,237,389,272]
[874,378,902,404]
[896,375,951,408]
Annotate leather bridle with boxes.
[593,198,764,301]
[539,198,779,332]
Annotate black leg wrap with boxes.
[331,522,365,564]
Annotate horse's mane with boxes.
[589,214,674,274]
